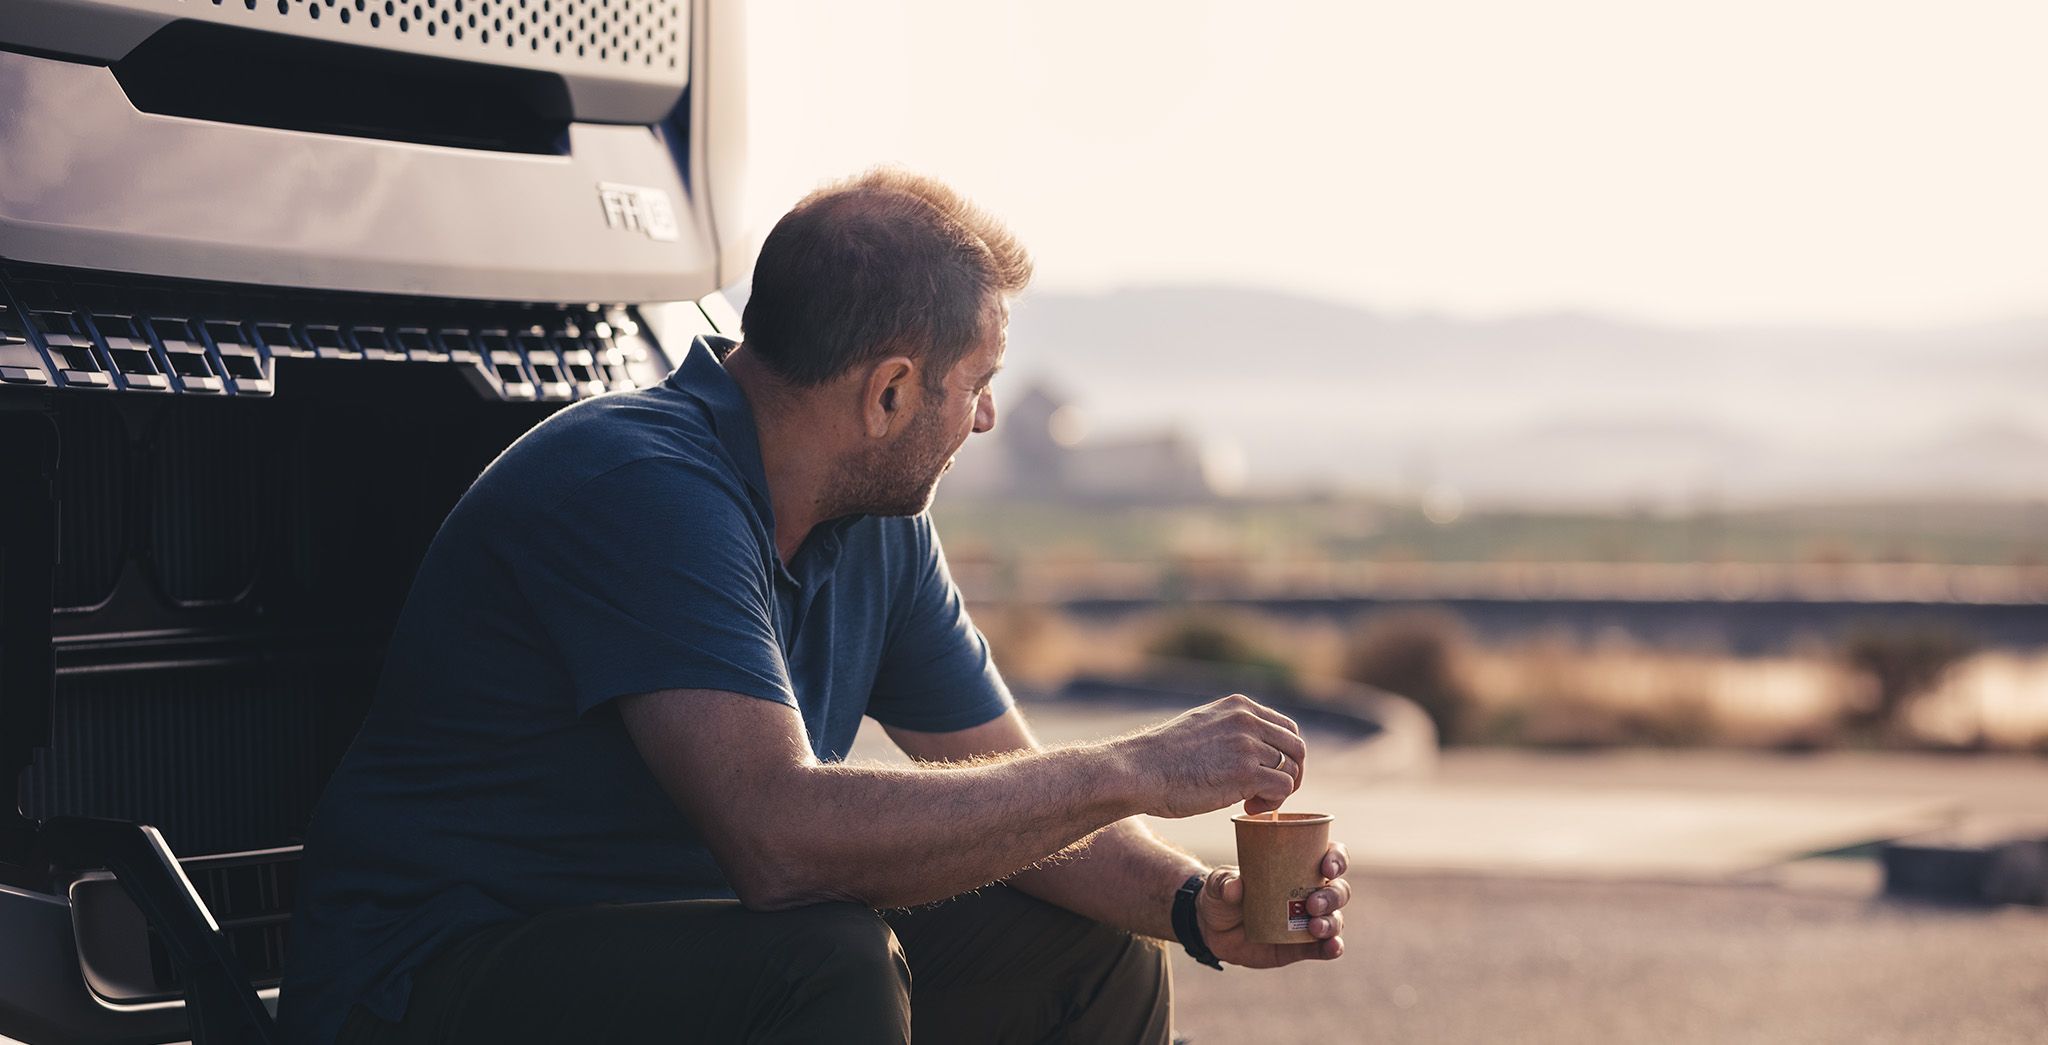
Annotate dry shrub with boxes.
[1457,631,1752,749]
[974,603,1149,686]
[974,603,1062,686]
[1840,622,1976,738]
[972,601,2048,753]
[1145,612,1297,690]
[1901,650,2048,750]
[1341,609,1476,745]
[1704,657,1854,748]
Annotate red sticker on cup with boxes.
[1287,899,1309,932]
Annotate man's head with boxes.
[740,169,1032,516]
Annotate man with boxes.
[279,169,1352,1045]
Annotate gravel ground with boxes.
[1170,873,2048,1045]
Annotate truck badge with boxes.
[597,183,680,242]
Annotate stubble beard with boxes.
[832,400,955,518]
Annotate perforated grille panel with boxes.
[215,0,684,69]
[10,0,689,122]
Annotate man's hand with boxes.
[1116,694,1307,818]
[1195,843,1350,968]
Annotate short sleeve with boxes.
[865,515,1014,732]
[498,457,796,717]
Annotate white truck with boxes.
[0,3,746,1040]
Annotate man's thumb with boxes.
[1205,866,1240,905]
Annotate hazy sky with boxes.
[745,0,2047,328]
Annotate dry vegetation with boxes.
[972,602,2048,753]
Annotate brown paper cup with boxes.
[1232,811,1333,944]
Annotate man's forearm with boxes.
[1009,817,1206,941]
[743,742,1142,911]
[624,691,1299,917]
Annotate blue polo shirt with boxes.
[277,336,1012,1045]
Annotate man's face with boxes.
[845,318,1004,517]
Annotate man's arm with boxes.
[888,706,1353,969]
[883,710,1203,941]
[618,689,1304,913]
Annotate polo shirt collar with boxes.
[667,335,772,510]
[664,335,860,587]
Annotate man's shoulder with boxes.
[479,386,736,507]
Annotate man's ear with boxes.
[861,355,919,439]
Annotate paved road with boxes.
[1170,874,2048,1045]
[854,698,2048,1041]
[1433,747,2048,824]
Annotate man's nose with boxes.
[973,390,997,434]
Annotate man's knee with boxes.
[761,903,911,1042]
[1126,933,1171,984]
[778,903,906,981]
[884,889,1171,1045]
[1070,926,1172,1043]
[1098,931,1171,1006]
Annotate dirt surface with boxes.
[1170,874,2048,1045]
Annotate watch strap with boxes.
[1172,873,1224,971]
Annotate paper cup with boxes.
[1232,812,1333,944]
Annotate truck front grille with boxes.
[22,662,375,857]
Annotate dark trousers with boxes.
[335,885,1172,1044]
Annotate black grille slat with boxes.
[2,264,661,403]
[0,262,658,899]
[148,406,271,605]
[51,402,129,611]
[22,666,371,856]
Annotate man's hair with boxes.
[741,168,1033,390]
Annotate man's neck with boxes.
[722,346,842,564]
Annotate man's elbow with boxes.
[720,831,867,911]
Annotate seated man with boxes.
[278,169,1352,1045]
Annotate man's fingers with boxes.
[1199,867,1245,933]
[1220,694,1304,744]
[1206,865,1235,896]
[1248,702,1302,741]
[1225,694,1301,737]
[1259,744,1303,791]
[1322,842,1349,879]
[1308,877,1351,915]
[1246,767,1295,809]
[1263,722,1308,769]
[1308,910,1344,939]
[1203,866,1245,908]
[1273,934,1344,965]
[1251,721,1307,783]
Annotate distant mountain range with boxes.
[983,285,2048,507]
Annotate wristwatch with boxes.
[1172,874,1224,971]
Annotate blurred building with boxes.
[943,383,1242,503]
